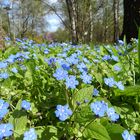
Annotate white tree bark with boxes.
[113,0,119,42]
[71,0,77,43]
[89,2,93,42]
[65,0,78,44]
[0,7,4,49]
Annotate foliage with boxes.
[0,38,140,139]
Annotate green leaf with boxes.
[93,72,103,84]
[4,46,19,58]
[36,126,58,140]
[73,86,93,107]
[24,67,33,86]
[74,106,94,124]
[9,100,28,139]
[114,85,140,96]
[16,99,22,110]
[105,123,124,140]
[83,121,111,140]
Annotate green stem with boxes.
[81,118,96,134]
[69,104,80,122]
[65,88,69,105]
[13,130,21,136]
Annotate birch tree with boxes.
[65,0,78,44]
[113,0,119,42]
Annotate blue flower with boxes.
[65,75,79,89]
[112,55,119,62]
[107,107,119,121]
[21,100,31,111]
[93,88,99,96]
[90,101,108,117]
[115,81,124,90]
[23,128,37,140]
[84,99,89,103]
[6,54,16,64]
[11,67,18,73]
[55,104,72,121]
[83,57,90,63]
[0,123,13,139]
[53,68,68,80]
[122,130,135,140]
[104,77,116,87]
[57,52,67,57]
[118,40,124,46]
[16,38,23,43]
[47,57,56,65]
[20,65,26,70]
[114,65,121,71]
[115,45,119,50]
[93,59,99,63]
[0,99,9,120]
[80,72,92,84]
[66,56,79,65]
[77,62,87,73]
[61,63,70,71]
[0,72,9,79]
[4,37,10,41]
[76,50,82,55]
[44,48,49,54]
[102,55,111,61]
[0,62,8,69]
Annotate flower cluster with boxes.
[0,62,8,69]
[114,65,121,71]
[90,101,119,121]
[55,104,72,121]
[0,72,9,79]
[11,67,18,73]
[104,77,124,90]
[21,100,31,111]
[122,130,135,140]
[53,68,68,81]
[0,123,13,139]
[102,55,119,62]
[80,72,92,84]
[65,75,79,89]
[0,99,9,120]
[90,101,108,117]
[93,88,99,96]
[23,128,37,140]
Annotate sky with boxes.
[0,0,61,32]
[47,0,61,32]
[46,14,61,32]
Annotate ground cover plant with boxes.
[0,37,140,140]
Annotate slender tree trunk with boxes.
[6,10,12,39]
[65,0,78,44]
[0,11,4,49]
[121,0,140,43]
[71,0,78,44]
[113,0,119,42]
[103,0,108,42]
[89,2,93,42]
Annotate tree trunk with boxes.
[121,0,140,43]
[65,0,78,44]
[0,10,4,49]
[89,2,93,42]
[113,0,119,42]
